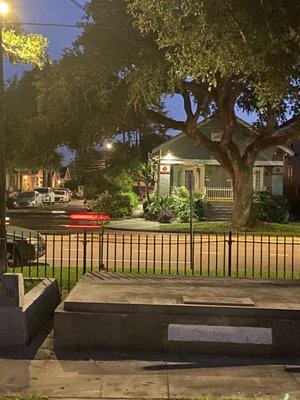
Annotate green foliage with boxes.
[194,198,204,221]
[129,0,299,107]
[172,186,204,223]
[3,29,48,68]
[253,191,289,223]
[144,187,204,223]
[5,71,62,170]
[93,190,138,218]
[145,196,176,221]
[81,143,141,200]
[139,163,156,185]
[64,180,78,192]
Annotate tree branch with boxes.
[145,109,185,131]
[184,124,234,174]
[243,117,300,163]
[182,91,193,119]
[256,121,300,149]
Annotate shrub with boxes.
[194,198,204,221]
[172,186,204,222]
[253,191,289,223]
[93,190,138,218]
[144,189,204,223]
[145,196,176,221]
[157,210,174,223]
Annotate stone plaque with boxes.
[0,273,25,308]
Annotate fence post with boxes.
[228,230,233,277]
[99,227,105,270]
[83,229,87,275]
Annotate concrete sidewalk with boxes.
[106,218,160,232]
[0,325,299,400]
[0,356,299,399]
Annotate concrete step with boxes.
[204,202,234,221]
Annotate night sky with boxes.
[5,0,84,77]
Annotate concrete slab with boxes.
[63,272,300,312]
[0,358,299,399]
[28,360,103,398]
[167,364,300,399]
[101,374,168,399]
[182,295,255,306]
[54,272,300,356]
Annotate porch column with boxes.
[159,163,171,196]
[199,165,205,190]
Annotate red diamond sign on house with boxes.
[160,164,171,174]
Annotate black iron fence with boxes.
[5,229,300,293]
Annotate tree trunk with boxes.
[231,169,255,229]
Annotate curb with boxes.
[7,210,67,216]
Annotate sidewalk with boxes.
[107,218,160,232]
[0,324,299,399]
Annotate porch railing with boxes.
[203,186,233,200]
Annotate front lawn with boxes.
[159,221,300,235]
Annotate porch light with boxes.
[165,151,173,159]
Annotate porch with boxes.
[202,186,233,200]
[158,163,283,200]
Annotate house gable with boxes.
[152,117,286,164]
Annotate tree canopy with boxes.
[3,28,48,68]
[72,0,300,227]
[4,26,51,169]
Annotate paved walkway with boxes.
[0,323,299,400]
[107,218,160,232]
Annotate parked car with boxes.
[14,191,44,208]
[34,187,55,204]
[6,225,46,267]
[54,189,69,203]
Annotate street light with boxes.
[0,2,9,16]
[0,1,9,275]
[106,142,113,151]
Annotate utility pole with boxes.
[0,11,6,275]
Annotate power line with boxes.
[68,0,86,12]
[9,22,80,28]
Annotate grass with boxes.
[24,278,41,293]
[13,266,84,298]
[0,395,290,400]
[160,221,300,235]
[179,396,291,400]
[0,397,44,400]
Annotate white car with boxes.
[54,189,69,203]
[34,187,55,204]
[14,191,44,208]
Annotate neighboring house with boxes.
[52,167,72,189]
[151,117,293,200]
[284,138,300,198]
[6,167,71,193]
[6,170,44,193]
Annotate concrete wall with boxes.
[0,274,60,348]
[54,300,300,357]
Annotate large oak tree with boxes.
[75,0,299,228]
